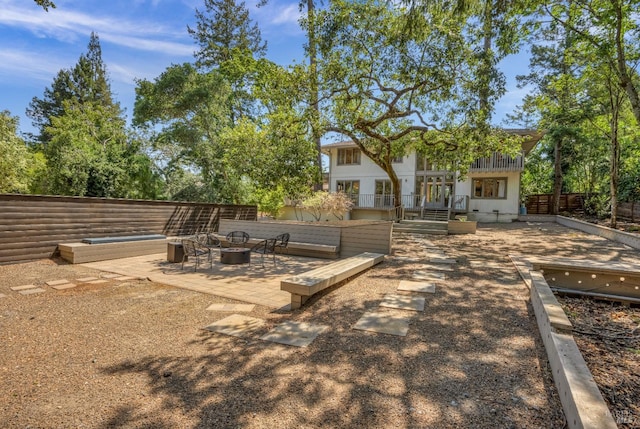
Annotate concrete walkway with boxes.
[82,252,326,310]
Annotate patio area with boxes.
[82,251,327,310]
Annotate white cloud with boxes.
[269,3,302,25]
[0,1,192,55]
[0,48,66,82]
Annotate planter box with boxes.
[448,220,477,234]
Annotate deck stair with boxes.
[421,208,450,222]
[393,219,448,235]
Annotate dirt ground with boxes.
[0,221,638,428]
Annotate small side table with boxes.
[167,242,185,263]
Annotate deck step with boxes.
[393,220,448,235]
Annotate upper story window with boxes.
[337,148,361,165]
[392,156,403,163]
[472,178,507,199]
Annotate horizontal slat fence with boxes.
[525,194,585,215]
[0,194,256,264]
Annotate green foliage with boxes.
[251,185,286,218]
[27,33,120,146]
[43,101,138,198]
[134,64,232,202]
[0,111,32,193]
[315,0,522,205]
[34,0,55,10]
[188,0,266,69]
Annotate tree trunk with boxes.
[307,0,323,191]
[552,138,563,215]
[614,1,640,125]
[609,91,621,229]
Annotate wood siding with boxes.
[0,194,256,264]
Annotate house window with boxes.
[336,180,360,206]
[375,180,395,207]
[392,156,403,163]
[337,148,361,165]
[472,178,507,199]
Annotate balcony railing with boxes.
[470,151,524,172]
[344,193,468,213]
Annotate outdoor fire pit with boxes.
[220,247,250,264]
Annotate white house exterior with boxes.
[322,130,542,223]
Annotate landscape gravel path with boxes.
[2,221,637,428]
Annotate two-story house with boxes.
[321,129,543,222]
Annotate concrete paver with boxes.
[10,285,38,291]
[203,314,265,338]
[397,280,436,293]
[206,303,255,312]
[18,288,46,295]
[353,310,411,336]
[51,283,77,290]
[84,253,326,310]
[379,294,425,311]
[45,279,70,286]
[413,271,445,280]
[76,277,99,282]
[260,321,328,347]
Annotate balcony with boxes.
[470,152,524,172]
[344,194,469,213]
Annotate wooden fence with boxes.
[526,194,639,221]
[0,194,257,264]
[525,194,585,215]
[618,201,639,222]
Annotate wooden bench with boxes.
[281,252,385,309]
[217,219,341,259]
[59,235,168,264]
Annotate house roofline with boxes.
[321,129,545,155]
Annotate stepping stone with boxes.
[76,277,99,282]
[51,283,77,290]
[46,279,70,286]
[0,293,6,299]
[87,280,109,284]
[10,284,38,291]
[398,280,436,294]
[203,314,265,338]
[429,257,456,264]
[260,321,328,347]
[469,261,506,269]
[394,256,423,263]
[19,288,46,295]
[420,263,454,271]
[100,273,122,279]
[353,311,410,336]
[206,303,255,312]
[413,271,445,280]
[380,294,425,311]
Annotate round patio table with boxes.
[220,247,250,264]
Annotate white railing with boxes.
[451,195,469,212]
[345,193,463,211]
[470,151,524,172]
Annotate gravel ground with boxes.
[1,221,637,428]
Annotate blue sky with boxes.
[1,0,529,136]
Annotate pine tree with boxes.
[187,0,266,70]
[27,32,120,146]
